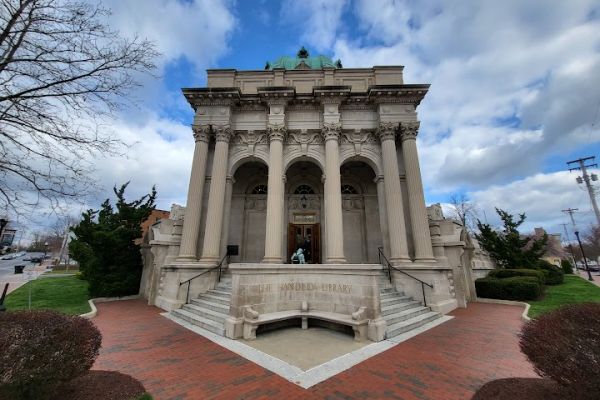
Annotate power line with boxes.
[567,156,600,226]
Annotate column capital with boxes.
[192,125,211,143]
[267,123,287,142]
[400,121,420,142]
[321,122,342,142]
[376,122,399,142]
[226,175,236,184]
[213,124,232,142]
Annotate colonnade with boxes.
[177,118,434,264]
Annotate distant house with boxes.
[0,227,16,251]
[532,227,565,266]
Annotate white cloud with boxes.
[281,0,348,52]
[468,171,600,234]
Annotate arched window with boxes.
[341,184,358,194]
[294,185,315,194]
[251,184,268,194]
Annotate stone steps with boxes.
[170,308,226,336]
[197,293,230,306]
[190,298,230,314]
[182,303,228,324]
[386,312,441,338]
[379,272,442,339]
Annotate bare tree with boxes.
[0,0,158,215]
[448,193,479,232]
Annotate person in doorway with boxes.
[290,248,305,264]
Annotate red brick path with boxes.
[93,300,537,400]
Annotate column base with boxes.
[415,256,437,263]
[198,256,220,265]
[262,256,284,264]
[176,255,198,262]
[390,257,412,265]
[325,257,347,264]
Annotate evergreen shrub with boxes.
[488,268,545,285]
[520,303,600,398]
[560,259,574,274]
[475,276,542,301]
[0,310,102,399]
[534,260,564,285]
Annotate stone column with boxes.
[178,125,210,260]
[376,123,410,263]
[200,125,232,263]
[263,124,286,263]
[400,121,435,262]
[374,175,390,258]
[322,122,346,263]
[219,176,234,258]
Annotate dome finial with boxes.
[297,46,309,58]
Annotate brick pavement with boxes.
[92,300,537,400]
[577,269,600,286]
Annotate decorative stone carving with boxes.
[375,122,398,142]
[400,121,420,141]
[321,122,342,141]
[214,124,232,142]
[287,130,323,155]
[245,197,267,211]
[288,195,320,210]
[427,203,445,221]
[192,125,211,143]
[169,204,186,221]
[267,123,287,142]
[232,130,267,155]
[342,196,364,211]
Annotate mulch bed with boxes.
[472,378,568,400]
[56,370,147,400]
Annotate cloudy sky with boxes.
[25,0,600,240]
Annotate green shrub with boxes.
[560,259,574,274]
[534,259,564,285]
[476,276,542,301]
[488,268,545,285]
[0,310,102,399]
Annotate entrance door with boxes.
[287,223,320,264]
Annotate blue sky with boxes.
[17,0,600,240]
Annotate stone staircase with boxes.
[170,273,232,336]
[378,272,442,339]
[169,271,442,341]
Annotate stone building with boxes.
[140,49,494,342]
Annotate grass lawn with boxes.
[528,274,600,318]
[5,275,91,314]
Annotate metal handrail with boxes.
[377,247,433,306]
[179,253,230,304]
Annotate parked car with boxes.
[29,256,43,263]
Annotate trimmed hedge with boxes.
[476,276,542,301]
[520,303,600,397]
[488,268,545,285]
[560,259,573,275]
[534,260,564,285]
[0,310,102,399]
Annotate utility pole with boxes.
[560,223,577,270]
[567,156,600,226]
[562,208,593,280]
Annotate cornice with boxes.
[367,84,429,106]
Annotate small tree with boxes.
[475,208,547,268]
[448,193,479,232]
[70,183,156,297]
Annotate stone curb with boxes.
[475,298,531,322]
[79,295,140,319]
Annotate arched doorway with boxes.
[340,161,383,263]
[227,161,268,263]
[285,161,323,263]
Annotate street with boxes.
[0,252,44,295]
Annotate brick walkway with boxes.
[577,269,600,286]
[93,300,537,400]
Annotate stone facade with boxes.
[140,51,495,338]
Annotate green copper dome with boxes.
[265,47,342,70]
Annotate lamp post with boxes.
[43,241,49,258]
[574,230,593,281]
